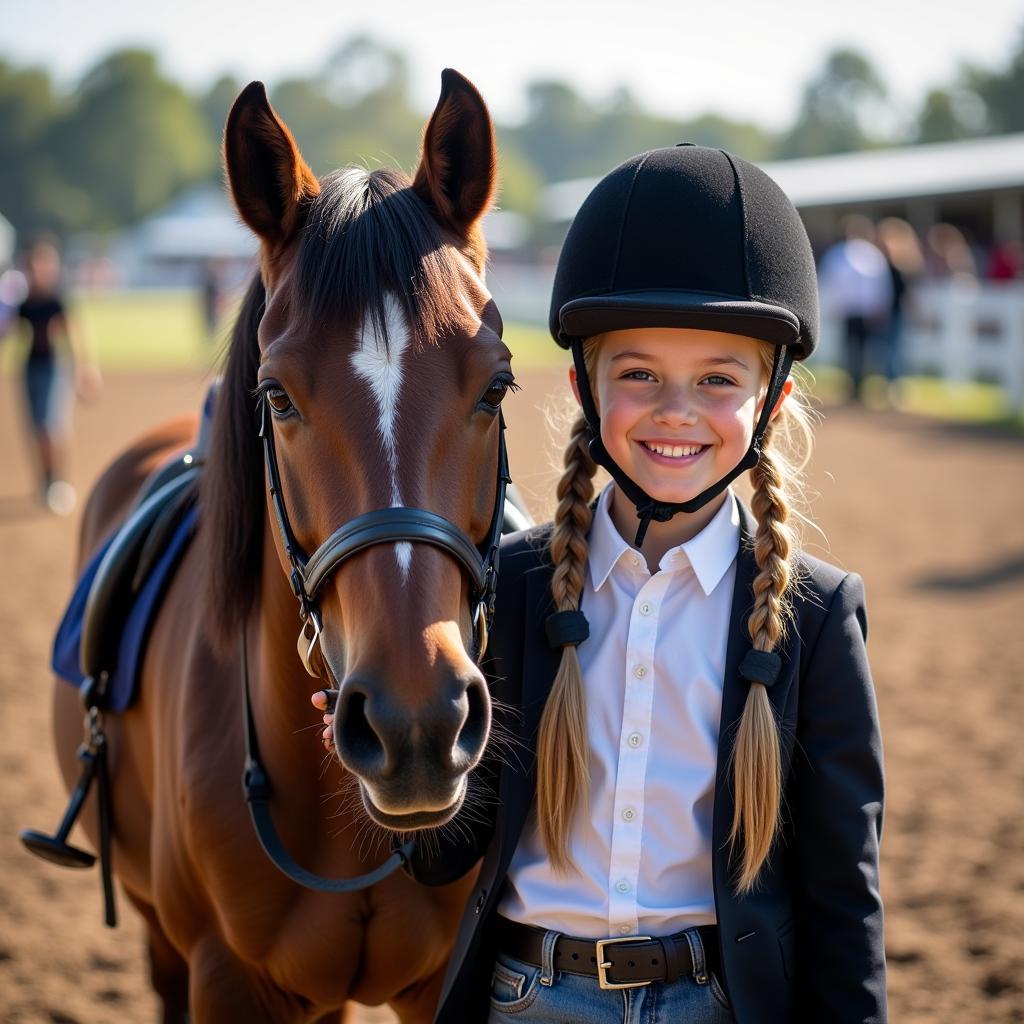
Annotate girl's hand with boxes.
[311,690,336,753]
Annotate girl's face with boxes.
[571,327,791,507]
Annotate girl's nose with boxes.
[652,388,698,426]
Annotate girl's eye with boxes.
[480,375,519,411]
[702,374,735,386]
[622,369,656,382]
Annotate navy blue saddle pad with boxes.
[51,502,198,713]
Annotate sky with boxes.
[3,0,1022,132]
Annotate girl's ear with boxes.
[224,81,320,254]
[412,68,497,268]
[569,364,583,407]
[768,377,794,420]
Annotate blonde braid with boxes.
[537,413,597,871]
[727,421,796,893]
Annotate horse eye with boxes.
[265,387,294,415]
[481,375,516,411]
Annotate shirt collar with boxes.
[588,483,740,597]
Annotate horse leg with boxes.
[188,933,299,1024]
[125,891,190,1024]
[388,964,447,1024]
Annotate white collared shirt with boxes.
[498,484,741,939]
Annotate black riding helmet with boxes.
[550,143,818,546]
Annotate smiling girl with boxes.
[316,144,887,1024]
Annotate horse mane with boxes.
[200,167,470,647]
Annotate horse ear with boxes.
[224,81,320,251]
[413,69,497,257]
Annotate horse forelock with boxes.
[294,166,473,352]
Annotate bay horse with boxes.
[50,71,511,1022]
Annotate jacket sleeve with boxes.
[792,571,887,1023]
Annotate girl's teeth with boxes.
[645,442,703,458]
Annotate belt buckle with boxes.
[595,935,653,991]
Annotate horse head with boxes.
[207,71,509,831]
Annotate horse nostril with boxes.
[336,690,386,779]
[454,674,490,769]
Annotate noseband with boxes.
[242,394,510,894]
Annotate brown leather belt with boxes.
[495,916,720,991]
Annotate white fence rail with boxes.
[818,281,1024,409]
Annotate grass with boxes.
[805,364,1024,431]
[3,289,1020,430]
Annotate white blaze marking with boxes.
[350,293,413,580]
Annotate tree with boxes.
[778,48,890,158]
[200,74,243,148]
[914,88,980,143]
[46,50,216,231]
[0,60,63,236]
[963,23,1024,134]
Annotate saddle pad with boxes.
[51,505,198,712]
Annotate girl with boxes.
[315,144,887,1024]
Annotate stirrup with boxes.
[20,741,99,869]
[20,700,118,926]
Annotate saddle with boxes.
[51,382,217,713]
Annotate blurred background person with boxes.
[925,222,978,282]
[200,258,226,344]
[875,216,925,404]
[986,238,1023,281]
[817,213,893,403]
[0,236,102,514]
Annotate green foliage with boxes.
[504,79,774,186]
[778,48,890,158]
[962,22,1024,134]
[45,50,216,232]
[0,32,1021,248]
[914,89,979,143]
[0,58,63,236]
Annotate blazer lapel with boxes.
[499,562,562,861]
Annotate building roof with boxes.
[542,133,1024,221]
[132,183,257,261]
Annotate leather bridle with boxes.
[242,394,511,893]
[259,398,509,672]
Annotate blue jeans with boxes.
[487,926,735,1023]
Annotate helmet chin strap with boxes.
[570,340,794,547]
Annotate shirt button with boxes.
[639,602,652,616]
[615,879,631,894]
[622,807,637,822]
[631,554,641,568]
[620,924,632,935]
[628,732,643,748]
[633,664,647,679]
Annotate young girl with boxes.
[316,144,887,1024]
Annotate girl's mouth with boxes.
[638,439,708,465]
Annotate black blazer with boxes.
[409,501,887,1024]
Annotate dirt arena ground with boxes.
[1,368,1021,1022]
